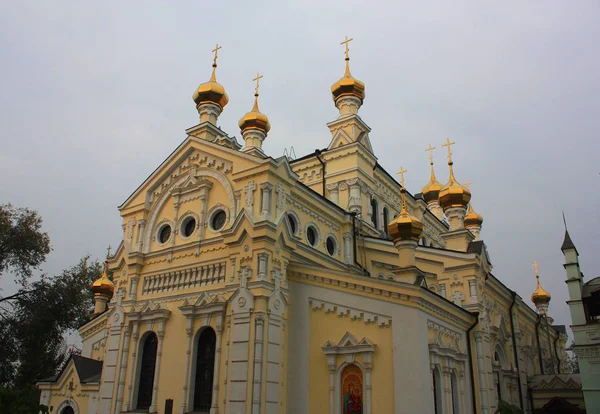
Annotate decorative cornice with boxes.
[309,298,391,327]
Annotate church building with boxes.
[38,39,572,414]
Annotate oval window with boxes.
[287,213,297,234]
[211,210,227,231]
[181,217,196,238]
[326,236,336,256]
[158,224,171,244]
[306,226,317,247]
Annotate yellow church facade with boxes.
[38,41,569,414]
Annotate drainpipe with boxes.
[554,335,561,373]
[509,291,524,410]
[315,149,326,197]
[535,315,543,374]
[466,312,479,414]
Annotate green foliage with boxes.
[0,384,43,414]
[0,204,51,284]
[0,257,101,388]
[498,400,524,414]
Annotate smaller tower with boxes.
[239,72,271,157]
[421,144,444,220]
[388,167,423,271]
[439,138,471,230]
[331,36,365,117]
[531,261,551,316]
[464,188,484,240]
[192,44,229,125]
[91,251,115,315]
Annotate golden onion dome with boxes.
[422,166,443,204]
[192,63,229,110]
[331,55,365,104]
[531,279,551,305]
[388,188,423,242]
[464,203,483,227]
[239,94,270,134]
[439,161,471,211]
[91,260,115,298]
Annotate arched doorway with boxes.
[60,406,75,414]
[137,332,158,410]
[432,366,442,414]
[193,327,216,412]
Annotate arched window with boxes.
[451,371,459,414]
[193,328,216,411]
[432,366,442,414]
[371,198,378,228]
[341,364,363,414]
[137,332,158,410]
[383,207,389,236]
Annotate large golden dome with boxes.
[464,203,483,227]
[193,64,229,110]
[531,279,551,305]
[439,161,471,211]
[388,188,423,242]
[91,260,115,298]
[239,95,270,134]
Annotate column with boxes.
[343,233,352,265]
[115,325,131,413]
[124,323,139,411]
[364,356,373,414]
[222,316,232,413]
[327,356,336,414]
[210,318,224,414]
[474,332,490,414]
[260,183,273,217]
[257,253,268,281]
[180,323,194,414]
[469,280,478,304]
[135,220,146,252]
[251,313,265,414]
[149,330,165,413]
[442,366,453,414]
[327,183,339,205]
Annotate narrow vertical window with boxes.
[451,371,459,414]
[383,207,389,236]
[371,198,378,228]
[193,328,216,411]
[433,366,442,414]
[137,332,158,410]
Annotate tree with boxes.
[0,204,51,285]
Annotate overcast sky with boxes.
[1,1,598,339]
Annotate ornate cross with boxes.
[464,180,472,190]
[341,36,353,60]
[442,138,456,163]
[532,261,540,277]
[396,166,407,188]
[106,245,112,259]
[425,144,436,164]
[253,72,263,96]
[212,43,222,66]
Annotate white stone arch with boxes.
[151,218,174,247]
[206,202,231,232]
[56,398,80,414]
[304,221,321,248]
[131,330,159,410]
[284,209,301,237]
[335,360,368,414]
[187,325,217,410]
[143,168,234,253]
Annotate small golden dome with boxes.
[464,203,483,227]
[239,94,270,134]
[422,167,443,204]
[193,64,229,110]
[331,60,365,104]
[439,161,471,211]
[531,280,551,305]
[91,260,114,298]
[388,188,423,242]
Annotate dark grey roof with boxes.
[561,230,578,253]
[552,325,567,335]
[72,355,103,383]
[467,240,485,254]
[414,192,424,200]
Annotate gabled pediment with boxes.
[322,331,376,355]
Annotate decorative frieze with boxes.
[309,298,391,327]
[141,262,226,295]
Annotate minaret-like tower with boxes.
[421,144,444,220]
[530,261,551,316]
[91,248,115,315]
[192,44,229,125]
[388,167,424,284]
[239,72,271,157]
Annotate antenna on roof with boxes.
[283,146,296,160]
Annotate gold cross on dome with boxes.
[253,72,263,96]
[464,180,472,190]
[425,144,436,164]
[106,245,112,259]
[532,261,540,277]
[212,43,222,66]
[442,138,456,163]
[396,166,407,188]
[341,36,353,60]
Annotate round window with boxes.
[181,216,196,238]
[287,213,297,234]
[158,224,171,244]
[211,210,227,231]
[326,236,336,256]
[306,226,317,247]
